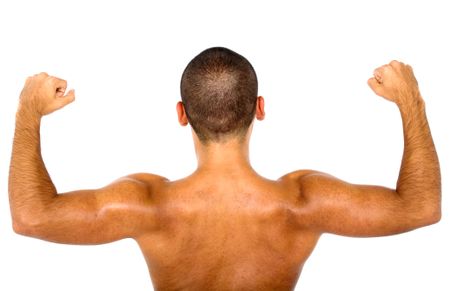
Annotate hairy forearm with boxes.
[396,97,441,220]
[9,107,57,228]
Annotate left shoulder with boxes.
[116,173,170,190]
[125,172,169,182]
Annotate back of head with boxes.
[180,47,258,143]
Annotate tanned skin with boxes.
[9,61,441,290]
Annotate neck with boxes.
[193,133,254,174]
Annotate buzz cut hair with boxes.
[180,47,258,143]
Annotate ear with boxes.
[255,96,265,121]
[176,101,189,126]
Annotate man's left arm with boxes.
[9,73,154,244]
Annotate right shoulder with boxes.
[278,169,337,207]
[278,169,323,183]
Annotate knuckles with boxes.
[30,72,49,79]
[389,60,401,67]
[26,72,68,90]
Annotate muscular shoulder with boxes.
[281,169,343,192]
[124,173,169,185]
[107,173,169,197]
[278,170,338,204]
[279,169,324,184]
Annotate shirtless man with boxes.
[9,47,441,290]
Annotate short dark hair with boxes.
[180,47,258,143]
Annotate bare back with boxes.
[9,62,440,291]
[136,171,319,291]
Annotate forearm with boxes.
[9,107,57,228]
[396,97,441,219]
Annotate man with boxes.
[9,47,441,290]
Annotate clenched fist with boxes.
[368,60,422,107]
[18,72,75,117]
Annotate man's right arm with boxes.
[296,61,441,237]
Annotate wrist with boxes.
[16,102,42,127]
[397,93,425,115]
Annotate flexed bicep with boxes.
[297,61,440,237]
[15,176,155,245]
[299,173,429,237]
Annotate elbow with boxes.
[424,191,442,226]
[425,207,441,225]
[402,190,442,229]
[12,218,28,235]
[417,204,441,228]
[11,214,43,237]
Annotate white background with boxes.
[1,0,449,290]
